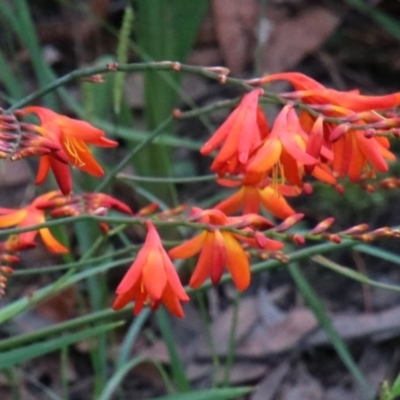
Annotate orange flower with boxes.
[113,221,189,317]
[20,107,118,195]
[260,73,396,181]
[261,72,400,111]
[169,208,283,290]
[214,176,297,219]
[0,191,68,253]
[245,104,325,185]
[200,89,268,175]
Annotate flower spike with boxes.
[0,191,68,253]
[113,221,189,317]
[20,107,118,194]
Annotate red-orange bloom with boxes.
[169,208,283,290]
[113,221,189,317]
[245,104,336,185]
[200,89,268,175]
[20,107,118,195]
[0,191,68,253]
[260,73,396,181]
[261,72,400,112]
[214,176,297,219]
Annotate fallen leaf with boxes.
[212,0,258,74]
[262,6,346,73]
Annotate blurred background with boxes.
[1,1,400,399]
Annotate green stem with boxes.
[222,291,241,387]
[95,115,173,192]
[7,61,253,112]
[118,173,218,184]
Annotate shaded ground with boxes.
[2,1,400,399]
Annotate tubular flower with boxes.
[169,208,282,291]
[214,175,297,219]
[260,73,397,181]
[260,72,400,112]
[37,192,133,218]
[200,89,268,175]
[19,106,118,195]
[0,111,63,160]
[37,192,133,234]
[113,221,189,317]
[0,191,68,253]
[245,104,331,185]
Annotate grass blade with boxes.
[288,263,374,399]
[156,307,190,392]
[114,5,134,115]
[151,387,253,400]
[0,321,123,369]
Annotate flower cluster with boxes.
[0,191,132,254]
[2,70,400,318]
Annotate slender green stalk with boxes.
[116,310,150,368]
[60,346,69,400]
[118,173,218,184]
[6,61,259,112]
[156,307,190,392]
[195,291,221,387]
[222,291,241,387]
[95,115,173,192]
[289,263,373,398]
[0,308,128,352]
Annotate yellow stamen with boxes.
[64,137,86,167]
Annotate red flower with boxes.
[214,175,297,219]
[169,208,283,290]
[0,191,68,253]
[113,222,189,317]
[261,72,400,111]
[246,104,327,185]
[20,107,118,195]
[260,73,396,181]
[200,89,268,175]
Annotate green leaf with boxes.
[288,263,374,399]
[0,322,123,369]
[132,0,209,205]
[152,387,253,400]
[156,307,190,392]
[312,255,400,293]
[390,372,400,397]
[114,6,134,114]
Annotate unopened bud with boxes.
[329,123,350,142]
[310,217,335,235]
[0,254,19,264]
[107,62,118,71]
[353,234,373,242]
[379,177,399,189]
[363,128,376,138]
[335,184,345,194]
[204,66,231,76]
[361,183,376,193]
[302,183,313,195]
[325,234,342,243]
[81,74,104,83]
[172,109,182,118]
[171,62,181,71]
[368,227,392,237]
[138,203,159,216]
[291,234,305,245]
[274,213,304,232]
[341,224,369,235]
[0,266,14,274]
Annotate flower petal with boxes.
[169,231,207,259]
[39,228,69,253]
[222,232,250,291]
